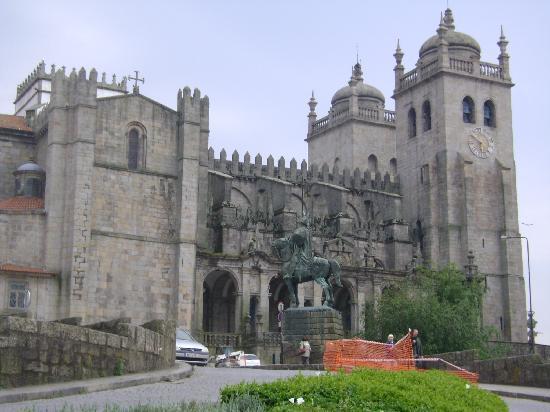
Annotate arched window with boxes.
[408,108,417,138]
[389,158,397,177]
[368,154,378,172]
[422,101,431,131]
[127,124,146,170]
[484,100,496,127]
[462,97,475,123]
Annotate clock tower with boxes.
[394,9,526,341]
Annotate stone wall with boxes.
[477,355,550,388]
[434,347,550,388]
[0,212,45,268]
[0,316,175,388]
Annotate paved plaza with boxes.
[0,365,549,411]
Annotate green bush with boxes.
[220,369,507,411]
[363,265,492,355]
[113,358,125,376]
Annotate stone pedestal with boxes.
[281,306,343,364]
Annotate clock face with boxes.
[468,127,495,159]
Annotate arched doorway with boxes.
[202,270,238,333]
[333,284,353,334]
[268,276,291,332]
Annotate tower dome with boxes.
[13,158,45,198]
[419,9,480,59]
[331,62,385,108]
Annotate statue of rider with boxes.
[286,215,313,282]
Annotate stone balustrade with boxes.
[398,59,507,92]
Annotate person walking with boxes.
[299,337,311,365]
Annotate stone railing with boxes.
[358,107,379,121]
[0,316,175,388]
[311,106,396,136]
[419,59,439,78]
[400,68,418,89]
[480,62,502,79]
[199,332,241,348]
[449,58,473,74]
[398,59,508,92]
[384,110,396,123]
[311,115,329,133]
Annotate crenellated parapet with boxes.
[176,86,209,125]
[16,61,127,102]
[207,148,400,195]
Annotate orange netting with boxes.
[323,333,478,383]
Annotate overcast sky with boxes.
[1,0,548,344]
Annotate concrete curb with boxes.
[0,362,193,405]
[484,389,550,404]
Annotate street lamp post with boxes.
[500,234,534,353]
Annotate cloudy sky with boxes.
[1,0,549,344]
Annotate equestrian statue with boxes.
[271,216,342,308]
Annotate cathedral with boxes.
[0,9,527,352]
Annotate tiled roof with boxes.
[0,263,56,277]
[0,196,44,210]
[0,114,32,132]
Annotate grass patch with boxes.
[221,368,507,411]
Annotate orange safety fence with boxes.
[323,334,478,383]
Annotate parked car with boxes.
[238,353,261,367]
[175,329,209,366]
[215,350,261,367]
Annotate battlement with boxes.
[15,61,128,116]
[208,148,400,195]
[16,61,128,101]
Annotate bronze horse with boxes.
[272,237,342,308]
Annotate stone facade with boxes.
[0,316,175,388]
[0,8,526,350]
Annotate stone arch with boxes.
[126,121,147,170]
[367,154,378,173]
[462,96,475,123]
[389,158,397,177]
[346,202,361,230]
[202,269,240,333]
[231,187,252,209]
[483,99,496,127]
[268,275,291,332]
[288,193,307,216]
[334,279,356,334]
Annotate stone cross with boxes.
[129,70,144,94]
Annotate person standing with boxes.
[299,337,311,365]
[411,329,423,368]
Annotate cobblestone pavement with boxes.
[1,366,318,411]
[502,397,550,411]
[2,366,549,411]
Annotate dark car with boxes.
[175,329,209,366]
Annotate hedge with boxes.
[220,368,506,411]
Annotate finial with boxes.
[498,25,509,55]
[443,8,455,30]
[394,38,404,65]
[356,43,359,64]
[308,91,317,113]
[437,11,448,38]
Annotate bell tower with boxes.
[394,9,526,341]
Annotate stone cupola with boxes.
[14,159,45,198]
[330,62,385,112]
[418,8,481,65]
